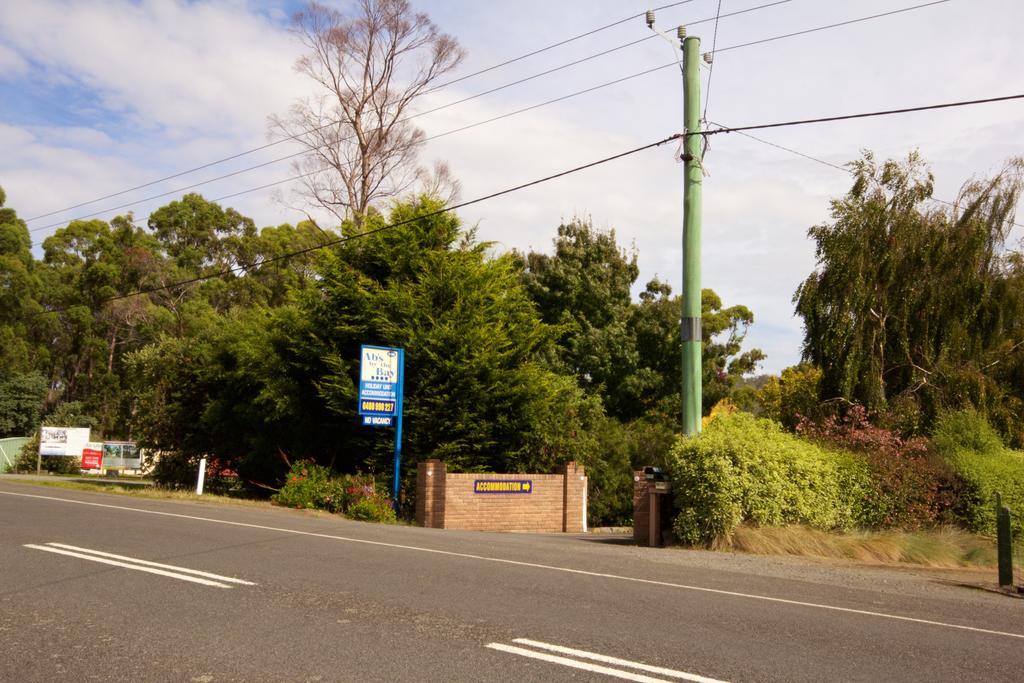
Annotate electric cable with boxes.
[35,87,1017,243]
[26,133,683,319]
[27,61,679,236]
[23,0,699,223]
[702,0,723,124]
[707,119,1024,231]
[24,0,952,236]
[699,0,724,159]
[421,0,701,95]
[709,0,949,56]
[699,94,1024,139]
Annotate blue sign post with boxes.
[392,349,405,513]
[358,345,405,513]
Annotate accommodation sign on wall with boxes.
[358,345,401,427]
[473,480,533,494]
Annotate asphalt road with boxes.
[1,480,1021,682]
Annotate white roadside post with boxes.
[196,457,207,496]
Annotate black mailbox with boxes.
[635,467,672,547]
[643,466,668,481]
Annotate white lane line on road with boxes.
[4,489,1023,640]
[511,639,728,682]
[24,544,245,588]
[44,543,257,585]
[487,643,673,683]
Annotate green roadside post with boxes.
[681,34,703,436]
[995,492,1014,589]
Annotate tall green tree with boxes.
[127,300,333,485]
[518,220,640,415]
[128,198,602,491]
[37,214,170,433]
[0,371,47,438]
[623,279,765,419]
[794,152,1024,442]
[0,186,43,374]
[311,198,598,476]
[519,221,764,421]
[148,193,257,274]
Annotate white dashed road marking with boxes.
[486,638,728,682]
[24,542,257,588]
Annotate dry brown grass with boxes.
[726,524,1022,569]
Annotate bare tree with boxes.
[269,0,464,227]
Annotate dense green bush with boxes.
[933,411,1024,535]
[150,452,202,489]
[272,460,395,522]
[756,365,827,429]
[581,412,679,527]
[668,412,872,546]
[273,461,350,513]
[932,410,1004,456]
[15,439,81,475]
[797,406,963,529]
[346,495,398,523]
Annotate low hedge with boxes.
[933,411,1024,535]
[273,460,396,523]
[668,412,872,546]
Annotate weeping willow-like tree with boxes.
[794,152,1024,442]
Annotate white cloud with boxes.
[0,0,305,136]
[0,42,28,77]
[28,126,114,149]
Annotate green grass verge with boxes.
[0,475,276,509]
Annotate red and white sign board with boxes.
[81,442,103,470]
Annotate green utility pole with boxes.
[681,34,703,436]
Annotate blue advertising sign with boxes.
[358,345,405,515]
[358,345,400,419]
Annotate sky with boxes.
[1,0,1022,373]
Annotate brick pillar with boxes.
[633,472,651,546]
[561,461,586,533]
[416,459,446,528]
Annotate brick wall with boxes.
[633,471,674,547]
[633,472,650,545]
[415,460,587,533]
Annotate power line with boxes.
[422,0,702,95]
[34,0,777,237]
[31,87,1024,251]
[707,120,1024,232]
[700,94,1024,138]
[708,121,848,172]
[702,0,723,123]
[28,61,680,236]
[26,2,784,229]
[26,0,948,237]
[710,0,949,56]
[428,1,791,123]
[23,0,698,224]
[27,133,683,319]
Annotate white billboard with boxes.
[39,427,91,457]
